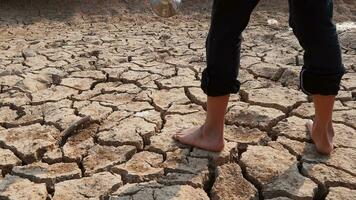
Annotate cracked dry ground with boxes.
[0,0,355,200]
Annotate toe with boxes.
[172,133,182,141]
[176,128,185,133]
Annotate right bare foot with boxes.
[173,125,225,152]
[306,120,334,155]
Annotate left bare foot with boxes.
[306,120,334,155]
[173,124,225,152]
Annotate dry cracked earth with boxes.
[0,0,355,200]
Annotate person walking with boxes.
[173,0,345,155]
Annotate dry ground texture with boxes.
[0,0,355,199]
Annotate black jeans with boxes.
[201,0,345,96]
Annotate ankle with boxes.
[313,117,331,128]
[201,124,224,140]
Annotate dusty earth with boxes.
[0,0,355,199]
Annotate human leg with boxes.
[289,0,345,154]
[174,0,260,151]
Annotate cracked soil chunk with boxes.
[241,86,306,112]
[272,116,310,141]
[241,145,317,199]
[0,123,60,163]
[53,172,123,200]
[12,162,81,186]
[0,148,21,170]
[97,117,156,149]
[326,187,356,200]
[83,145,136,176]
[112,151,164,183]
[0,175,48,200]
[226,104,285,130]
[211,163,258,200]
[302,163,356,189]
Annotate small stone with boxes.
[0,124,60,163]
[302,163,356,188]
[211,163,258,200]
[12,162,81,186]
[226,104,285,131]
[83,145,136,176]
[272,116,310,141]
[53,172,122,200]
[0,175,48,200]
[326,187,356,200]
[112,151,164,183]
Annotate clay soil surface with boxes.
[0,0,355,199]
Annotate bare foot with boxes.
[306,120,334,155]
[173,125,225,152]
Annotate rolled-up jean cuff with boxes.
[300,67,345,96]
[201,69,240,97]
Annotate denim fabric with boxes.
[201,0,345,96]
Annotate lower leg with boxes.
[173,95,229,152]
[306,95,335,155]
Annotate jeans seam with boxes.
[300,68,312,96]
